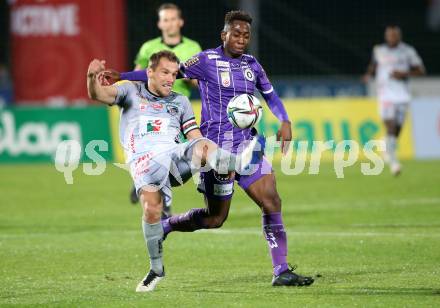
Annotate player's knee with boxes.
[142,201,162,222]
[205,213,228,228]
[261,193,282,213]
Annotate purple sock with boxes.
[262,212,288,276]
[162,208,208,236]
[161,218,172,235]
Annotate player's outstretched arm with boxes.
[255,61,292,153]
[260,89,292,154]
[87,59,117,105]
[107,61,195,83]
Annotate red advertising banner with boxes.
[10,0,127,105]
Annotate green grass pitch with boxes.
[1,161,440,307]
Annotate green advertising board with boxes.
[0,106,113,163]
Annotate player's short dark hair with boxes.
[224,10,252,29]
[385,24,401,31]
[157,3,182,19]
[149,50,179,70]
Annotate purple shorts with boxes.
[197,156,273,200]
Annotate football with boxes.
[227,94,263,129]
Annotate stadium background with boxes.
[1,1,440,306]
[1,0,439,163]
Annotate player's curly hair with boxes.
[224,10,253,28]
[149,50,179,70]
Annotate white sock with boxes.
[142,220,164,275]
[385,135,398,164]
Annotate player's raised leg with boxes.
[136,187,166,292]
[243,169,314,286]
[161,136,262,235]
[162,190,232,235]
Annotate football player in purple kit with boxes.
[105,10,314,287]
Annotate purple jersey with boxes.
[120,46,289,153]
[180,46,281,152]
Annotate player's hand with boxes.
[97,72,111,86]
[391,71,408,80]
[102,69,122,82]
[87,59,106,78]
[277,120,292,155]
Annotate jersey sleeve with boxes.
[255,61,274,95]
[180,96,199,135]
[408,47,423,67]
[120,70,148,82]
[179,52,207,80]
[254,60,290,122]
[113,80,135,106]
[134,42,150,68]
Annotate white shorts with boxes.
[379,101,408,125]
[129,138,206,206]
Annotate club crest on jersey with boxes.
[244,68,255,81]
[166,105,179,116]
[220,71,231,87]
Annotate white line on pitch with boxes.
[198,228,440,238]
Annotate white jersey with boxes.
[373,42,423,104]
[113,80,198,163]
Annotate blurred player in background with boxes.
[129,3,202,214]
[108,10,314,287]
[87,51,258,292]
[363,25,425,176]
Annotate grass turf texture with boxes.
[1,161,440,307]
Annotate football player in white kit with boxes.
[363,25,425,175]
[86,51,258,292]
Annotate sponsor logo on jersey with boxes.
[134,152,153,176]
[208,54,221,60]
[220,71,231,87]
[139,116,169,136]
[129,133,135,153]
[244,68,255,81]
[151,103,163,110]
[184,56,199,68]
[147,119,163,132]
[216,60,230,68]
